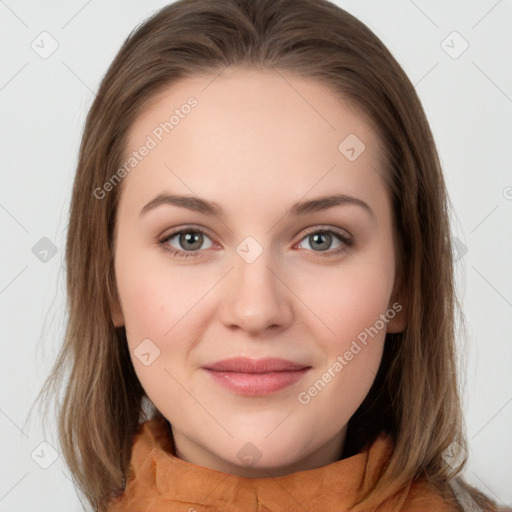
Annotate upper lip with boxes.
[203,357,310,373]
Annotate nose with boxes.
[218,246,294,336]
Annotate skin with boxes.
[112,66,406,478]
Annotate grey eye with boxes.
[298,231,344,252]
[167,231,214,252]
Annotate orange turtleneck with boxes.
[105,415,460,511]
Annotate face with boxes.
[112,67,405,477]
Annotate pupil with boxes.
[311,232,331,251]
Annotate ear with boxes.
[111,298,125,328]
[109,281,125,327]
[386,275,407,333]
[108,264,125,328]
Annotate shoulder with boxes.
[400,476,462,512]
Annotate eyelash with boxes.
[158,226,353,260]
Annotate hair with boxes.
[32,0,509,511]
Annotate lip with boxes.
[202,357,311,396]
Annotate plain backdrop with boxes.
[1,0,511,510]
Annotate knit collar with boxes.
[105,414,451,511]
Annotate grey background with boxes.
[1,0,511,510]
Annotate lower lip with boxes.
[203,368,310,396]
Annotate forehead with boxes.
[120,67,387,215]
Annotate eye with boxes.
[159,226,353,260]
[295,227,353,256]
[159,227,214,259]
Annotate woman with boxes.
[35,0,510,510]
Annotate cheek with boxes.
[116,251,213,342]
[294,267,391,429]
[115,258,205,411]
[306,273,388,386]
[115,253,221,404]
[299,255,394,348]
[292,247,394,405]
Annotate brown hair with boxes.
[32,0,508,510]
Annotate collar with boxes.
[106,414,456,511]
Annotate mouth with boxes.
[202,357,312,396]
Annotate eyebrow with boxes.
[139,192,374,219]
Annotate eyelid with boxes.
[298,224,352,241]
[159,223,214,239]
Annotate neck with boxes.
[170,424,348,478]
